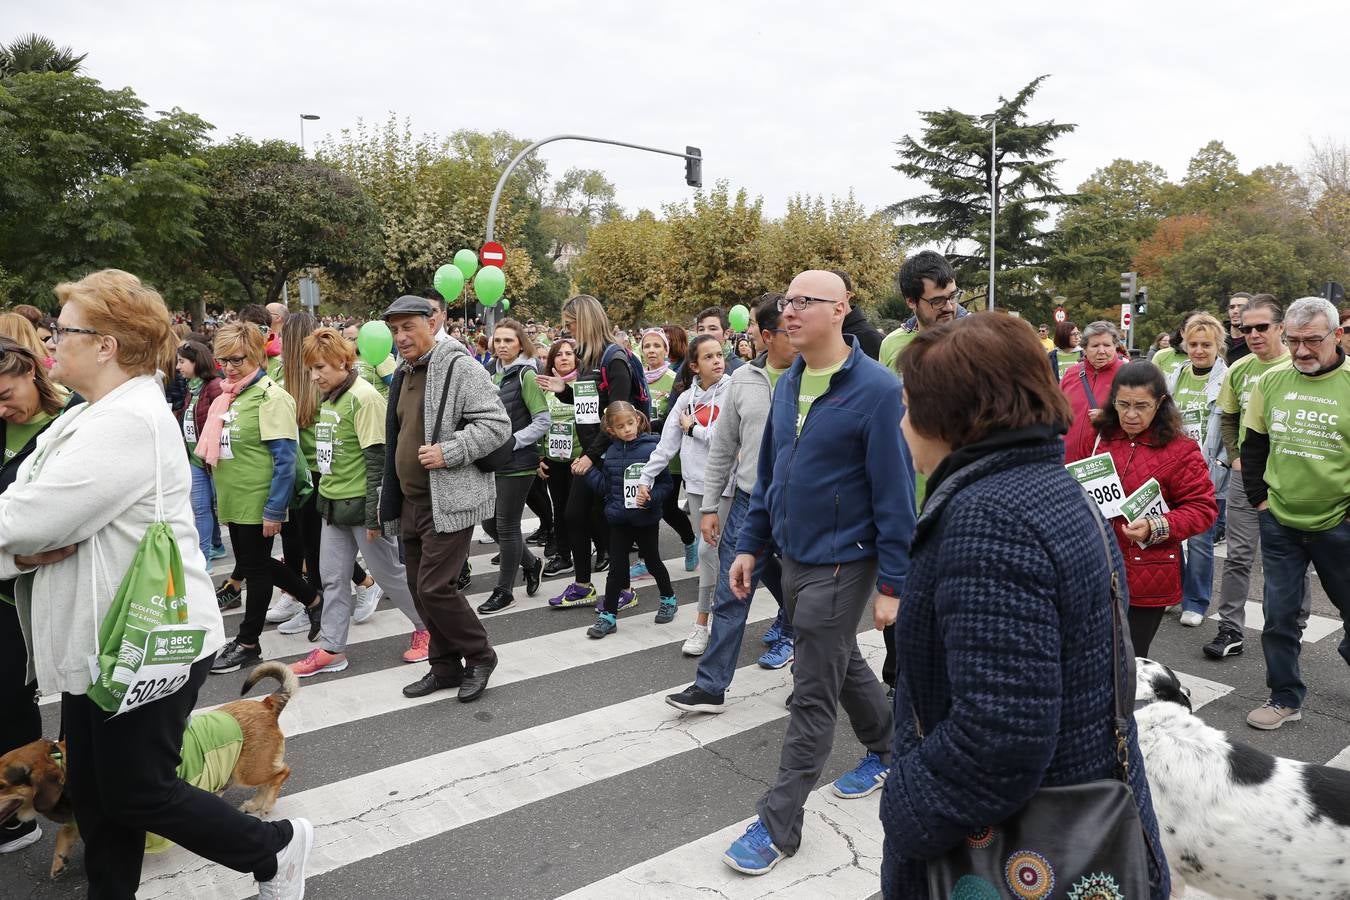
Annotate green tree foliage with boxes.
[757,193,900,308]
[0,71,210,307]
[196,138,379,305]
[0,34,86,76]
[890,75,1076,315]
[661,182,765,311]
[573,210,669,325]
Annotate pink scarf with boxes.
[558,368,578,383]
[265,332,282,358]
[197,371,259,467]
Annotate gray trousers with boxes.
[684,490,731,614]
[1218,475,1311,632]
[318,521,424,654]
[757,556,892,854]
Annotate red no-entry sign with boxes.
[480,242,506,269]
[1053,306,1066,324]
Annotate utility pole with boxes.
[988,114,997,311]
[299,113,320,155]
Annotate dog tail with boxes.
[240,661,299,716]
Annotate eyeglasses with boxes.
[1283,331,1334,350]
[217,355,248,367]
[777,295,837,312]
[52,325,102,342]
[1237,322,1276,335]
[921,289,964,309]
[1113,400,1158,415]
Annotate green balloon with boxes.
[356,321,393,366]
[474,266,506,306]
[501,299,510,313]
[729,304,750,333]
[453,249,479,282]
[434,264,464,301]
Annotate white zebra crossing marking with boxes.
[135,625,881,899]
[1206,600,1343,644]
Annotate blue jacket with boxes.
[583,433,673,527]
[735,337,914,597]
[879,436,1169,900]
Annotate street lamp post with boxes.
[986,113,997,311]
[299,113,320,155]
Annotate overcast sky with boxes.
[16,1,1350,222]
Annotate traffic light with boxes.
[684,146,702,188]
[1136,286,1148,317]
[1324,281,1345,305]
[1120,271,1137,303]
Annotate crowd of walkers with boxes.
[0,256,1346,900]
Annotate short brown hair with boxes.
[662,324,687,365]
[53,269,176,376]
[492,318,532,359]
[900,313,1072,449]
[302,327,356,370]
[213,322,267,370]
[545,337,577,376]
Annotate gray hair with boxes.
[1080,320,1121,344]
[1285,297,1339,332]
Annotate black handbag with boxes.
[432,355,513,474]
[924,493,1155,900]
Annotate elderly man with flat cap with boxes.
[378,295,511,703]
[722,270,916,875]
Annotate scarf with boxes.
[264,332,282,358]
[557,368,578,383]
[198,369,263,467]
[639,328,670,384]
[323,368,358,404]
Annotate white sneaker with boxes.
[265,593,305,624]
[257,818,313,900]
[0,821,42,853]
[1179,610,1204,627]
[276,608,311,635]
[352,583,382,623]
[682,623,711,657]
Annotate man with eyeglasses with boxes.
[1240,296,1350,730]
[720,270,914,876]
[1225,292,1253,364]
[1207,295,1311,660]
[879,251,965,372]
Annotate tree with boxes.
[756,193,900,308]
[1160,140,1258,215]
[0,71,210,308]
[890,75,1076,314]
[0,34,86,76]
[661,181,766,312]
[540,167,619,265]
[573,211,669,325]
[196,138,379,306]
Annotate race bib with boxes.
[623,463,643,509]
[218,426,234,460]
[182,415,197,444]
[315,423,334,475]
[547,422,573,460]
[574,381,600,425]
[1065,452,1126,518]
[111,624,206,718]
[1119,478,1172,548]
[1183,420,1203,443]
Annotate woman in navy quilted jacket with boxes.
[881,314,1169,900]
[1070,360,1218,656]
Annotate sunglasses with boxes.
[1237,322,1276,335]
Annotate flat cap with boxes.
[381,295,433,320]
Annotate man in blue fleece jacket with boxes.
[722,269,916,875]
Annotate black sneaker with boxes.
[216,581,242,611]
[477,587,515,614]
[665,685,725,714]
[457,560,473,591]
[306,602,322,642]
[211,639,261,674]
[594,550,610,573]
[491,553,500,566]
[526,527,551,547]
[402,671,462,698]
[523,555,543,597]
[542,555,573,577]
[0,818,41,853]
[1203,626,1244,659]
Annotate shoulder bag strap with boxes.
[1078,367,1096,410]
[1082,489,1133,782]
[430,354,458,444]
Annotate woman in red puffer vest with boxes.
[1068,360,1217,656]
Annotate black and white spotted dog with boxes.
[1134,657,1350,900]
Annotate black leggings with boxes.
[565,468,609,583]
[0,599,41,755]
[1127,605,1167,659]
[603,522,673,613]
[525,476,553,533]
[230,522,318,647]
[545,459,601,564]
[662,474,696,545]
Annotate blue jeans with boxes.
[1181,498,1225,615]
[189,463,217,561]
[1259,511,1350,708]
[694,488,788,696]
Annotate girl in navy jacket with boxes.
[581,402,676,639]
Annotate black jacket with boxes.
[842,306,882,360]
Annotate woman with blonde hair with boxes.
[0,313,53,369]
[0,270,312,897]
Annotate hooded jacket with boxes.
[639,372,732,497]
[735,336,915,597]
[699,355,778,507]
[583,432,673,527]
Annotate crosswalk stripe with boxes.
[1174,669,1233,711]
[135,622,881,899]
[1327,746,1350,771]
[1206,600,1344,644]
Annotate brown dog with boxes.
[0,661,297,878]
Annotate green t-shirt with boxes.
[213,375,299,525]
[797,359,844,435]
[765,364,786,392]
[5,409,55,466]
[1152,347,1187,381]
[494,366,547,477]
[543,388,582,462]
[356,355,398,399]
[648,369,677,421]
[1218,352,1290,449]
[181,378,205,469]
[1172,365,1213,444]
[317,377,387,500]
[1052,348,1083,378]
[1244,356,1350,531]
[879,328,918,373]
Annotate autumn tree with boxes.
[756,193,899,307]
[573,211,669,325]
[661,181,766,315]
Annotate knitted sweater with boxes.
[880,437,1169,899]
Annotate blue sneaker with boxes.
[831,752,889,799]
[549,582,596,609]
[655,596,678,624]
[210,544,228,560]
[599,589,637,613]
[586,612,617,639]
[629,561,649,579]
[757,637,794,669]
[722,819,785,875]
[762,613,785,645]
[684,540,699,572]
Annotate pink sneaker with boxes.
[403,629,430,663]
[289,648,348,678]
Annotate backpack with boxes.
[599,343,651,419]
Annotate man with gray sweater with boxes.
[378,296,511,703]
[666,293,796,713]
